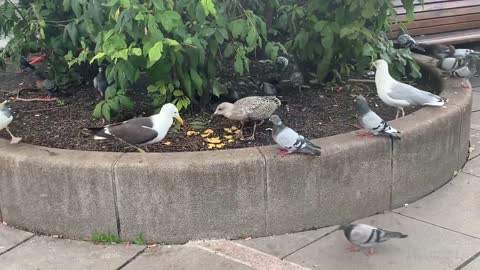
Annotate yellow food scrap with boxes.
[231,126,238,131]
[206,137,222,144]
[187,131,199,136]
[163,141,172,146]
[223,135,233,140]
[215,143,225,149]
[207,144,216,149]
[203,129,214,134]
[200,133,210,138]
[223,128,232,134]
[227,139,235,143]
[234,130,241,134]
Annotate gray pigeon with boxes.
[338,223,407,255]
[35,72,58,98]
[259,82,277,96]
[290,71,304,93]
[355,95,401,140]
[0,100,21,144]
[374,59,447,119]
[453,48,479,58]
[275,56,289,71]
[212,96,281,140]
[437,56,467,71]
[397,28,425,52]
[268,115,321,157]
[93,67,107,97]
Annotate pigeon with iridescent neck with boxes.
[355,95,401,140]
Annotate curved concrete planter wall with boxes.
[0,55,471,244]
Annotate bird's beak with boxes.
[175,116,186,128]
[210,113,217,120]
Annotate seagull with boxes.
[88,103,185,152]
[0,100,22,144]
[35,71,58,98]
[338,223,408,255]
[373,59,447,119]
[397,28,425,52]
[268,115,321,157]
[354,95,401,140]
[93,67,107,97]
[212,96,281,140]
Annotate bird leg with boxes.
[356,131,374,138]
[243,121,257,141]
[279,149,289,157]
[401,107,405,118]
[115,137,146,153]
[395,108,400,119]
[346,244,361,252]
[257,120,265,127]
[6,127,22,144]
[366,247,376,256]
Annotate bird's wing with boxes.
[107,117,159,145]
[388,82,441,105]
[93,77,98,89]
[275,127,299,150]
[360,111,384,131]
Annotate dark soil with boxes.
[0,58,419,153]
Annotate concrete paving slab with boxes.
[123,244,254,270]
[394,173,480,238]
[462,254,480,270]
[473,91,480,111]
[469,129,480,160]
[470,76,480,88]
[236,226,336,258]
[471,112,480,130]
[0,224,33,254]
[0,236,143,270]
[463,155,480,177]
[284,213,480,270]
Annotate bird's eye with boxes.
[218,108,222,111]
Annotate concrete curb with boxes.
[0,55,471,244]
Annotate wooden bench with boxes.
[388,0,480,45]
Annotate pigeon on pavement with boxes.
[268,115,321,157]
[397,28,425,52]
[354,95,401,140]
[374,59,447,119]
[212,96,281,140]
[338,223,408,255]
[93,67,107,97]
[88,103,185,152]
[0,100,22,144]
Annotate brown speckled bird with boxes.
[212,96,281,140]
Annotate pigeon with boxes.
[422,44,455,58]
[449,63,476,89]
[354,95,401,140]
[290,71,304,93]
[268,115,321,157]
[453,48,479,58]
[0,100,22,144]
[212,96,281,140]
[374,59,447,119]
[93,67,107,97]
[88,103,185,152]
[259,82,277,96]
[338,223,407,255]
[397,28,425,52]
[35,71,58,98]
[437,56,467,71]
[275,56,289,71]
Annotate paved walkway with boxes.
[1,79,480,270]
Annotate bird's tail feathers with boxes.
[384,231,408,239]
[303,140,322,156]
[424,96,447,106]
[383,126,401,140]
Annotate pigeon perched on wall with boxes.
[35,72,58,98]
[354,95,401,140]
[93,67,107,97]
[0,100,22,144]
[268,115,321,157]
[88,103,185,152]
[397,28,425,52]
[212,96,281,140]
[338,223,407,255]
[374,59,447,119]
[437,56,467,71]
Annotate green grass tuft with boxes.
[92,232,120,244]
[133,233,146,245]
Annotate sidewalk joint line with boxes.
[281,227,338,260]
[455,250,480,270]
[116,246,147,270]
[394,212,480,240]
[0,234,35,256]
[255,147,269,235]
[111,153,125,239]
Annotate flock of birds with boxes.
[0,28,475,254]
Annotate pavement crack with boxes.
[281,227,338,260]
[255,147,269,234]
[111,153,125,239]
[116,246,147,270]
[455,250,480,270]
[0,234,35,256]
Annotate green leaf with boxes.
[147,41,164,68]
[159,10,182,32]
[105,86,117,99]
[361,1,376,19]
[212,79,226,97]
[173,90,183,97]
[321,27,334,49]
[223,44,234,57]
[234,55,244,75]
[93,101,105,119]
[118,95,134,110]
[200,0,216,17]
[90,52,106,64]
[229,20,246,39]
[246,29,257,48]
[101,103,111,121]
[108,98,120,112]
[151,0,164,10]
[131,48,142,56]
[190,69,203,90]
[314,21,328,32]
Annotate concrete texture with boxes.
[394,172,480,238]
[261,133,392,235]
[471,112,480,130]
[0,142,121,239]
[472,91,480,111]
[463,255,480,270]
[468,129,480,160]
[462,155,480,177]
[114,148,267,243]
[284,213,480,270]
[123,245,254,270]
[389,105,464,207]
[0,224,33,254]
[236,226,336,258]
[0,236,143,270]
